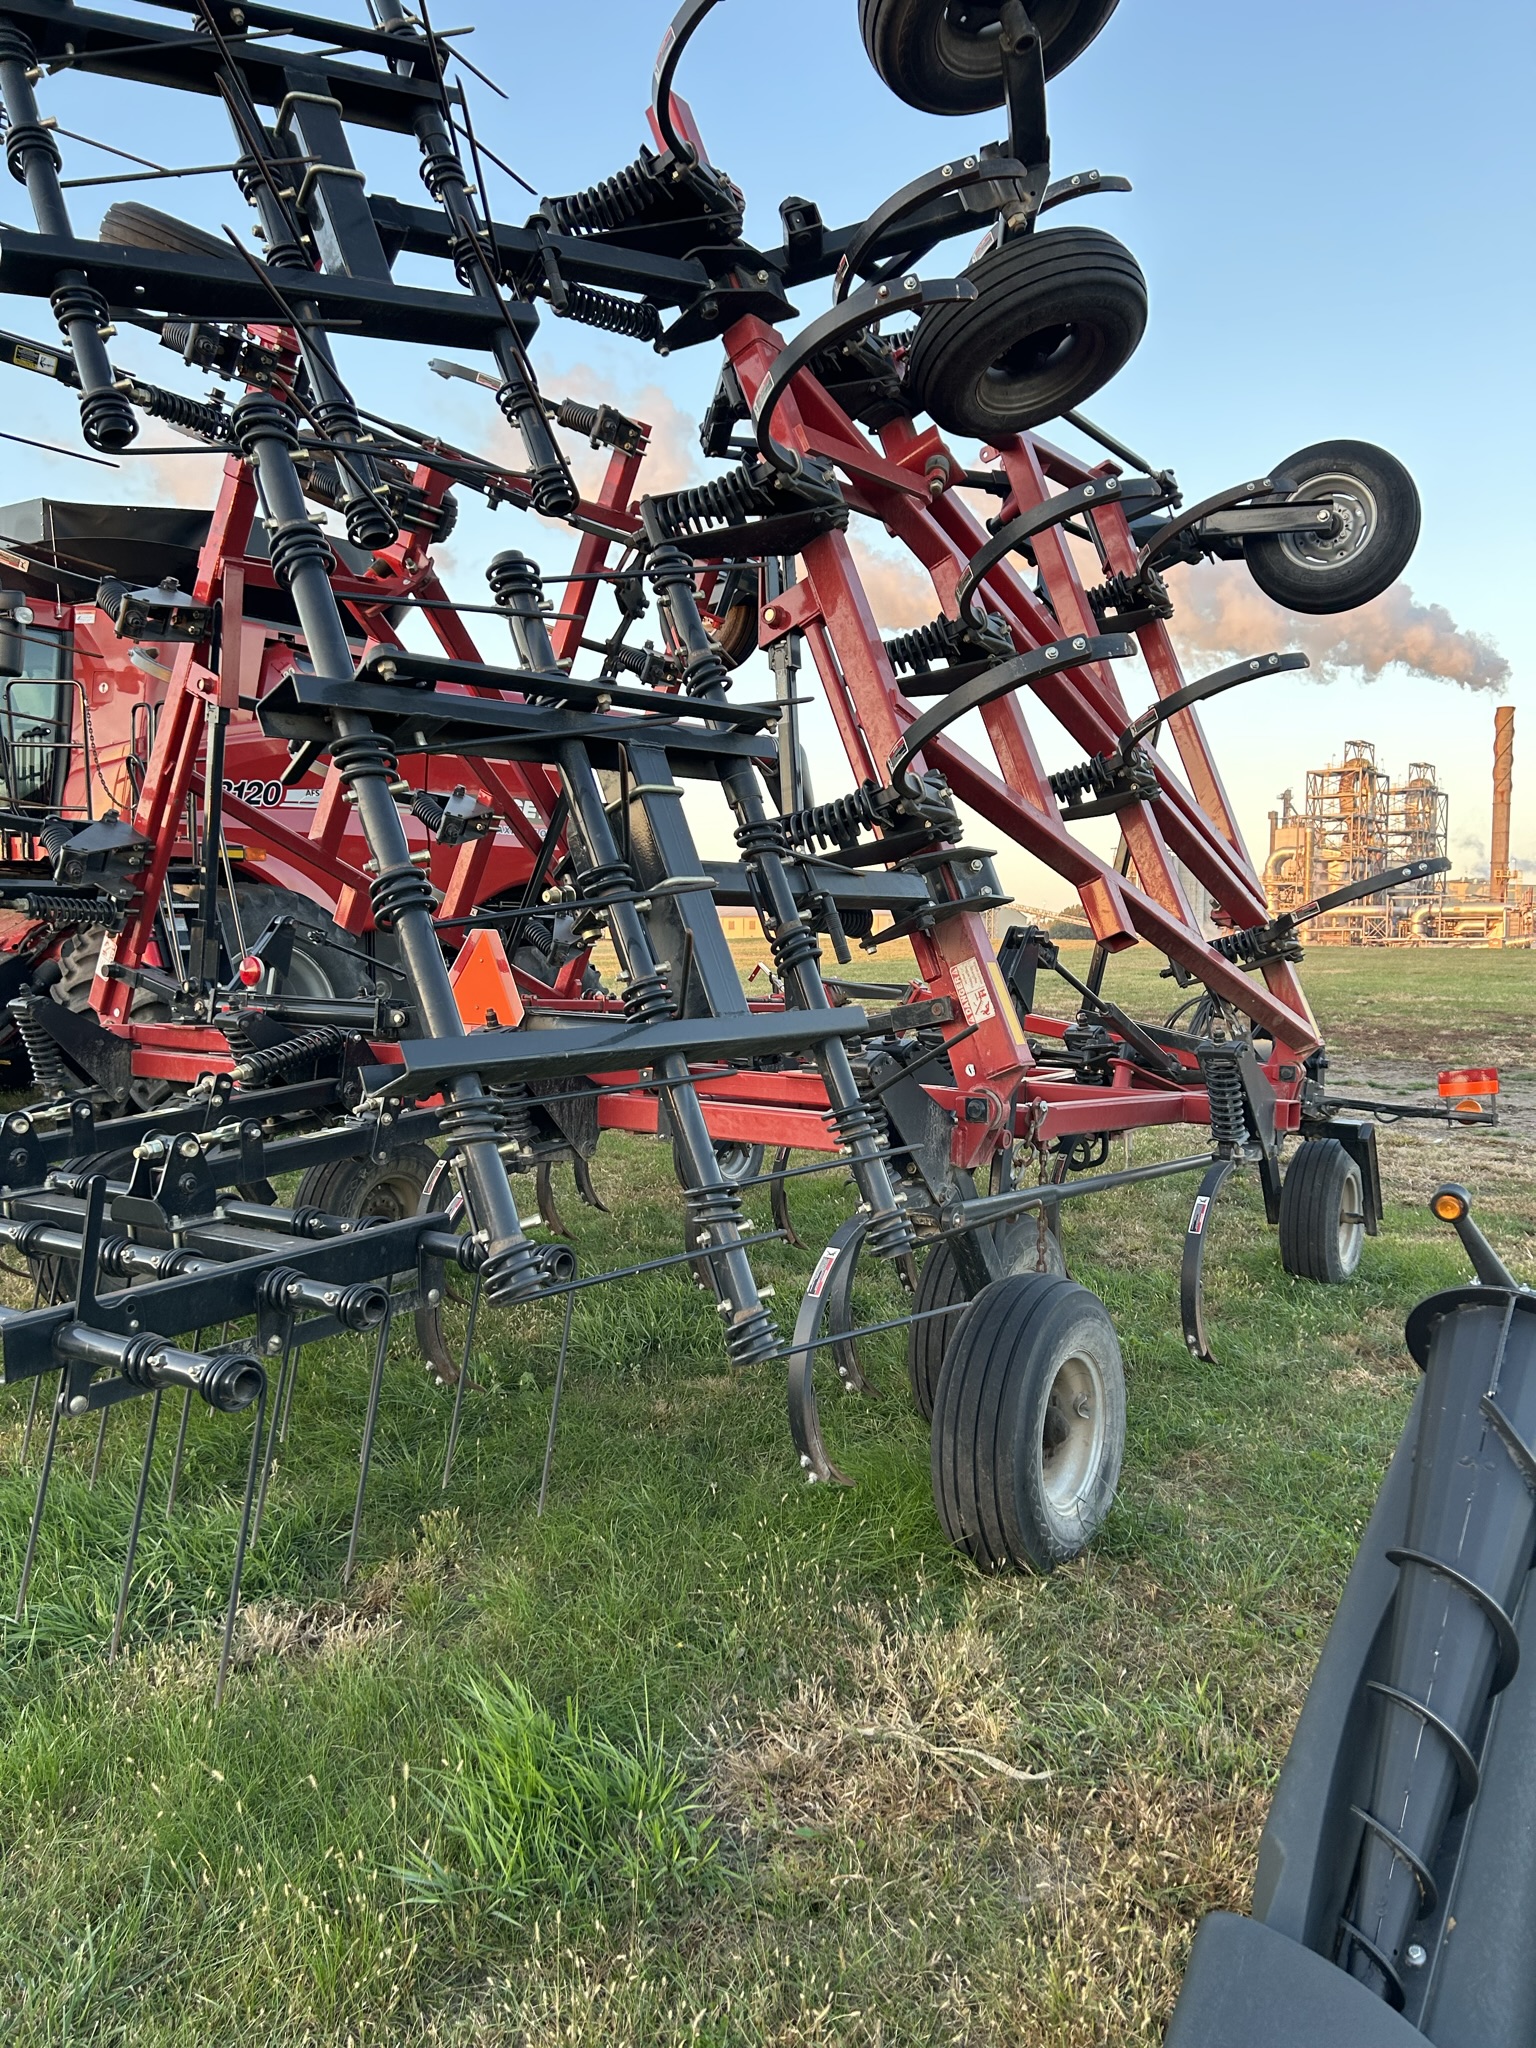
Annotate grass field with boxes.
[0,950,1529,2044]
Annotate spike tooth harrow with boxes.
[0,0,1493,1659]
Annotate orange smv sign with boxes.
[448,928,525,1030]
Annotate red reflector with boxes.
[237,955,263,988]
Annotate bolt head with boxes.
[267,1334,282,1354]
[1406,1945,1428,1969]
[68,1395,89,1416]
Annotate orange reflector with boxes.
[449,928,524,1030]
[1431,1190,1467,1221]
[1438,1067,1499,1119]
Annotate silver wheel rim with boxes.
[1278,471,1378,575]
[1040,1348,1108,1515]
[1337,1162,1365,1271]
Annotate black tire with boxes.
[294,1143,439,1225]
[99,201,233,263]
[1244,439,1420,616]
[1278,1137,1365,1284]
[859,0,1120,113]
[932,1271,1125,1572]
[672,1132,765,1190]
[904,227,1147,439]
[47,927,173,1111]
[907,1217,1067,1420]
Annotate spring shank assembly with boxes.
[640,505,914,1263]
[371,0,575,518]
[1339,1284,1536,2006]
[0,26,137,452]
[487,550,777,1365]
[230,390,546,1304]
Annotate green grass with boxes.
[0,956,1530,2045]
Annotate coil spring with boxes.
[557,283,662,343]
[542,156,658,237]
[7,996,67,1094]
[0,25,38,70]
[328,731,399,788]
[233,389,301,459]
[1204,1055,1249,1149]
[410,791,446,834]
[231,1024,346,1087]
[232,158,309,270]
[480,1232,559,1307]
[370,864,435,932]
[219,1011,258,1065]
[437,1095,507,1153]
[1047,758,1108,804]
[492,383,578,520]
[783,782,884,852]
[38,816,74,863]
[12,892,104,922]
[498,1086,538,1158]
[650,466,774,541]
[269,517,336,590]
[487,549,543,610]
[139,384,230,441]
[7,119,60,182]
[622,971,675,1026]
[550,398,602,438]
[884,616,963,674]
[1210,923,1271,967]
[821,1100,914,1260]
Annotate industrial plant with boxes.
[1265,707,1530,945]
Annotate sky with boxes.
[0,0,1530,913]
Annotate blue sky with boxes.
[1,0,1530,905]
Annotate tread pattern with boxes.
[1278,1138,1362,1284]
[932,1273,1124,1573]
[905,225,1146,438]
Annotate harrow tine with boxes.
[536,1288,577,1518]
[1179,1156,1239,1365]
[343,1301,395,1589]
[15,1375,65,1620]
[535,1160,572,1237]
[770,1148,806,1249]
[88,1404,110,1489]
[572,1154,608,1214]
[251,1323,297,1546]
[109,1389,163,1663]
[214,1377,267,1712]
[18,1375,42,1466]
[439,1273,483,1493]
[164,1387,193,1519]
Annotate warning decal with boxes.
[951,957,996,1027]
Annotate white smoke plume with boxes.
[1167,561,1510,693]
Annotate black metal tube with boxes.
[642,517,913,1262]
[231,392,543,1303]
[0,27,137,451]
[52,1322,265,1414]
[371,0,575,517]
[488,551,773,1363]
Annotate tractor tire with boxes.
[1244,439,1420,616]
[932,1270,1125,1572]
[294,1143,440,1226]
[99,201,233,262]
[858,0,1120,113]
[904,226,1147,439]
[47,926,173,1111]
[1278,1137,1365,1284]
[674,1134,766,1190]
[907,1216,1067,1420]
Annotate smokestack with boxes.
[1491,706,1515,902]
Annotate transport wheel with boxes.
[1278,1137,1365,1284]
[675,1135,765,1189]
[224,883,371,1003]
[1244,439,1420,615]
[295,1143,439,1226]
[100,200,233,261]
[858,0,1120,114]
[904,226,1147,438]
[932,1271,1125,1571]
[907,1217,1066,1421]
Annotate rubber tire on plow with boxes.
[932,1270,1125,1572]
[1277,1137,1365,1284]
[1244,439,1420,616]
[858,0,1120,113]
[904,226,1147,438]
[294,1143,439,1225]
[907,1217,1067,1420]
[46,927,173,1111]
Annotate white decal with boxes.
[951,956,996,1027]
